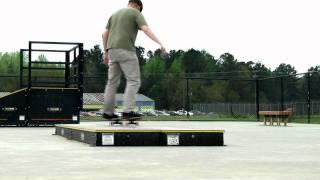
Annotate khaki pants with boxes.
[103,49,141,115]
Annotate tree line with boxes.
[1,46,320,110]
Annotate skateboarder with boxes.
[102,0,167,122]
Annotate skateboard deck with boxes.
[109,117,142,126]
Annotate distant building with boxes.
[83,93,154,111]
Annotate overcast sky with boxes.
[0,0,319,73]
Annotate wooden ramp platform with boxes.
[55,123,225,146]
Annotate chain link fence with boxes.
[82,74,258,121]
[258,71,320,123]
[1,71,320,123]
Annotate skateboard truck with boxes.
[109,117,141,126]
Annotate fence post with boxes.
[20,49,23,88]
[186,78,190,118]
[65,52,70,88]
[255,78,260,121]
[307,72,311,123]
[28,42,32,88]
[27,42,32,123]
[281,77,284,111]
[78,43,84,111]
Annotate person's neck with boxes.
[128,4,134,8]
[127,4,139,11]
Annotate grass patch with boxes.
[81,114,258,122]
[80,114,320,124]
[143,115,257,121]
[290,115,320,124]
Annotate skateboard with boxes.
[109,116,142,126]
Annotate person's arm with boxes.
[102,29,109,65]
[141,25,167,53]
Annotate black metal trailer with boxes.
[0,41,84,126]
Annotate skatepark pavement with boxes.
[0,121,320,180]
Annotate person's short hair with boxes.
[129,0,143,12]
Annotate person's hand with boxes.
[103,51,109,65]
[160,45,168,54]
[160,45,169,59]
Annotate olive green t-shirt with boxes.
[106,8,148,52]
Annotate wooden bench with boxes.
[258,110,293,126]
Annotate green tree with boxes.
[0,52,20,74]
[274,63,297,76]
[141,55,168,109]
[136,46,147,69]
[217,53,254,103]
[143,55,166,75]
[182,49,207,73]
[273,63,301,102]
[247,61,271,78]
[83,45,106,92]
[84,45,104,74]
[0,52,20,91]
[247,62,273,103]
[302,66,320,102]
[165,50,185,70]
[205,53,218,73]
[167,54,183,75]
[218,53,238,73]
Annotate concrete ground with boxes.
[0,121,320,180]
